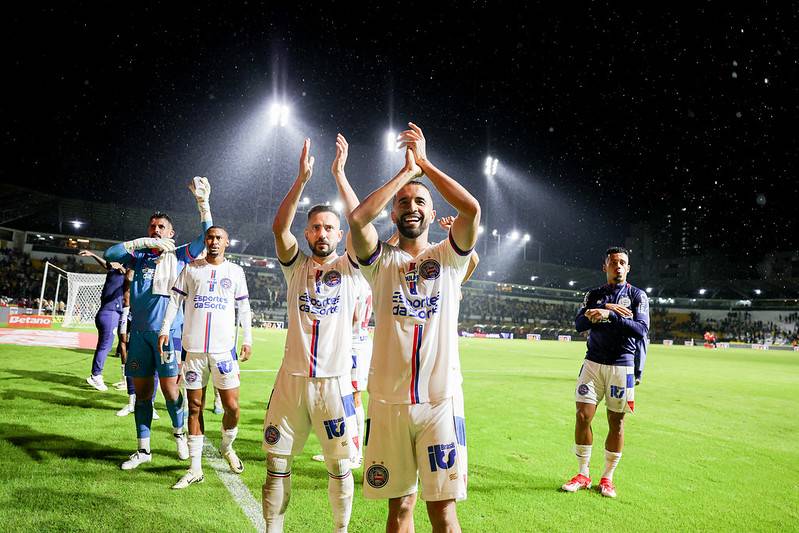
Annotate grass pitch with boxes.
[0,328,796,532]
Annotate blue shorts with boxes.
[127,330,182,378]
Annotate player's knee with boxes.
[576,408,594,426]
[222,396,239,414]
[426,499,459,529]
[389,494,416,521]
[187,395,203,416]
[324,456,351,479]
[608,413,625,433]
[266,453,293,475]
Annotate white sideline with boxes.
[203,441,266,533]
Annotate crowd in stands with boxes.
[460,293,579,332]
[693,311,799,345]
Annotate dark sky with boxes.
[3,3,797,267]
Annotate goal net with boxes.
[39,262,107,328]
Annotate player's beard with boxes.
[397,212,429,239]
[309,239,334,258]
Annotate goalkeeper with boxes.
[104,177,213,471]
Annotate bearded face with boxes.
[304,211,342,259]
[393,183,434,240]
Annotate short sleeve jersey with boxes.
[358,233,471,404]
[280,250,360,378]
[172,259,249,353]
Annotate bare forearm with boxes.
[350,169,415,229]
[419,160,480,218]
[272,175,306,235]
[333,171,360,215]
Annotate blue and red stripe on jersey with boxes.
[203,312,212,352]
[409,324,424,404]
[309,319,320,377]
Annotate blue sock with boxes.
[133,399,153,438]
[125,376,135,396]
[165,392,184,431]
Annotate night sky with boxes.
[3,3,797,268]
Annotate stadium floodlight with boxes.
[301,197,311,206]
[487,270,495,277]
[269,102,291,127]
[484,156,499,177]
[70,220,84,229]
[530,275,538,281]
[646,287,653,294]
[385,131,400,152]
[509,230,520,241]
[568,280,577,287]
[754,289,762,295]
[523,233,531,242]
[230,239,239,247]
[491,229,498,237]
[333,200,344,212]
[377,209,388,219]
[478,225,485,234]
[699,288,707,295]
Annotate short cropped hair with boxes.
[605,246,629,258]
[307,204,339,220]
[149,212,173,226]
[205,225,228,237]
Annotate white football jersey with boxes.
[352,274,373,343]
[280,250,359,377]
[358,234,471,404]
[172,259,249,353]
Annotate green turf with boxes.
[0,329,797,532]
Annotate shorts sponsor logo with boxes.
[323,417,346,439]
[610,385,625,399]
[366,464,389,488]
[618,296,631,308]
[577,383,589,396]
[428,443,457,472]
[220,278,232,290]
[323,270,342,287]
[130,360,140,371]
[216,360,234,375]
[185,370,199,383]
[418,259,441,280]
[264,425,281,445]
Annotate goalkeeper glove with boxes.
[123,237,176,255]
[189,176,212,222]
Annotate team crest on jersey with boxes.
[264,425,281,445]
[577,384,589,396]
[618,296,632,308]
[418,259,441,280]
[220,278,232,290]
[185,370,199,383]
[366,464,389,488]
[323,270,342,287]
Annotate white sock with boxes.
[137,437,151,454]
[188,434,204,474]
[128,394,136,408]
[263,455,292,533]
[575,444,592,477]
[220,426,238,454]
[602,449,622,481]
[355,404,365,459]
[325,457,353,532]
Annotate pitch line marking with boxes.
[203,441,265,532]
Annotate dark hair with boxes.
[605,246,629,258]
[394,180,432,203]
[307,204,339,220]
[149,212,173,226]
[205,225,228,237]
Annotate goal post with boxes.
[38,261,107,328]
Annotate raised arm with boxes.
[184,177,214,260]
[348,148,421,261]
[331,134,361,253]
[78,249,107,269]
[272,139,314,264]
[398,123,481,253]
